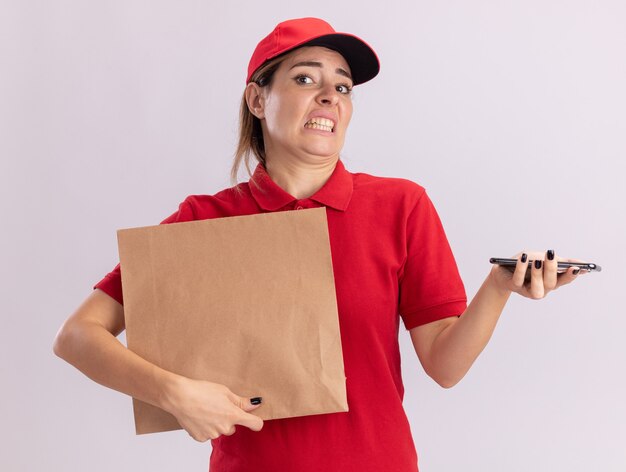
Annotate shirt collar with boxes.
[249,159,354,212]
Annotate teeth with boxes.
[305,117,334,132]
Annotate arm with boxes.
[53,288,183,411]
[410,272,510,388]
[410,251,584,388]
[53,288,263,440]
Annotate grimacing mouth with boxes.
[304,117,335,132]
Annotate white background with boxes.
[2,1,625,470]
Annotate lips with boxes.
[304,117,335,132]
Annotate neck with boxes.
[265,156,338,200]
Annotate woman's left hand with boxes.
[489,250,588,299]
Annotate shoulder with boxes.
[176,183,255,221]
[350,168,427,208]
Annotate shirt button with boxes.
[296,205,304,210]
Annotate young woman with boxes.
[53,17,587,471]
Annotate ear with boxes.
[245,82,266,119]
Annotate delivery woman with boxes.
[53,17,587,471]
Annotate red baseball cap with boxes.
[246,17,380,86]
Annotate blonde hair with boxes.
[229,55,287,195]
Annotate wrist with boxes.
[157,369,185,414]
[487,266,513,298]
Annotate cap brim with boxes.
[300,33,380,86]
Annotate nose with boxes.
[316,83,340,107]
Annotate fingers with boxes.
[229,391,263,412]
[236,411,265,432]
[511,252,530,288]
[191,391,264,441]
[509,249,585,299]
[230,392,265,432]
[558,257,591,275]
[240,397,263,412]
[529,258,545,299]
[543,249,558,293]
[555,265,581,289]
[179,382,265,442]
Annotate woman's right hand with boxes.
[164,376,264,442]
[54,290,263,443]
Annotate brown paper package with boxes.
[117,207,348,434]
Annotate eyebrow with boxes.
[289,61,353,81]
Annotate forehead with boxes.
[281,46,351,74]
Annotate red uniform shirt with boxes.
[94,159,467,471]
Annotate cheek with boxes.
[265,96,298,134]
[341,103,353,131]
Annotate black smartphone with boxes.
[489,257,601,273]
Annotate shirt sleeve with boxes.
[398,189,467,330]
[93,198,196,305]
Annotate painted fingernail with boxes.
[521,253,528,263]
[250,397,262,405]
[535,260,542,269]
[547,249,554,261]
[573,268,580,275]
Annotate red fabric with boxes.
[94,159,467,471]
[246,17,379,85]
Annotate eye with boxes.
[336,84,353,95]
[294,74,314,85]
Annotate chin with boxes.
[303,142,344,158]
[304,149,341,160]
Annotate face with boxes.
[247,46,354,164]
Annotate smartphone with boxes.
[489,257,601,273]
